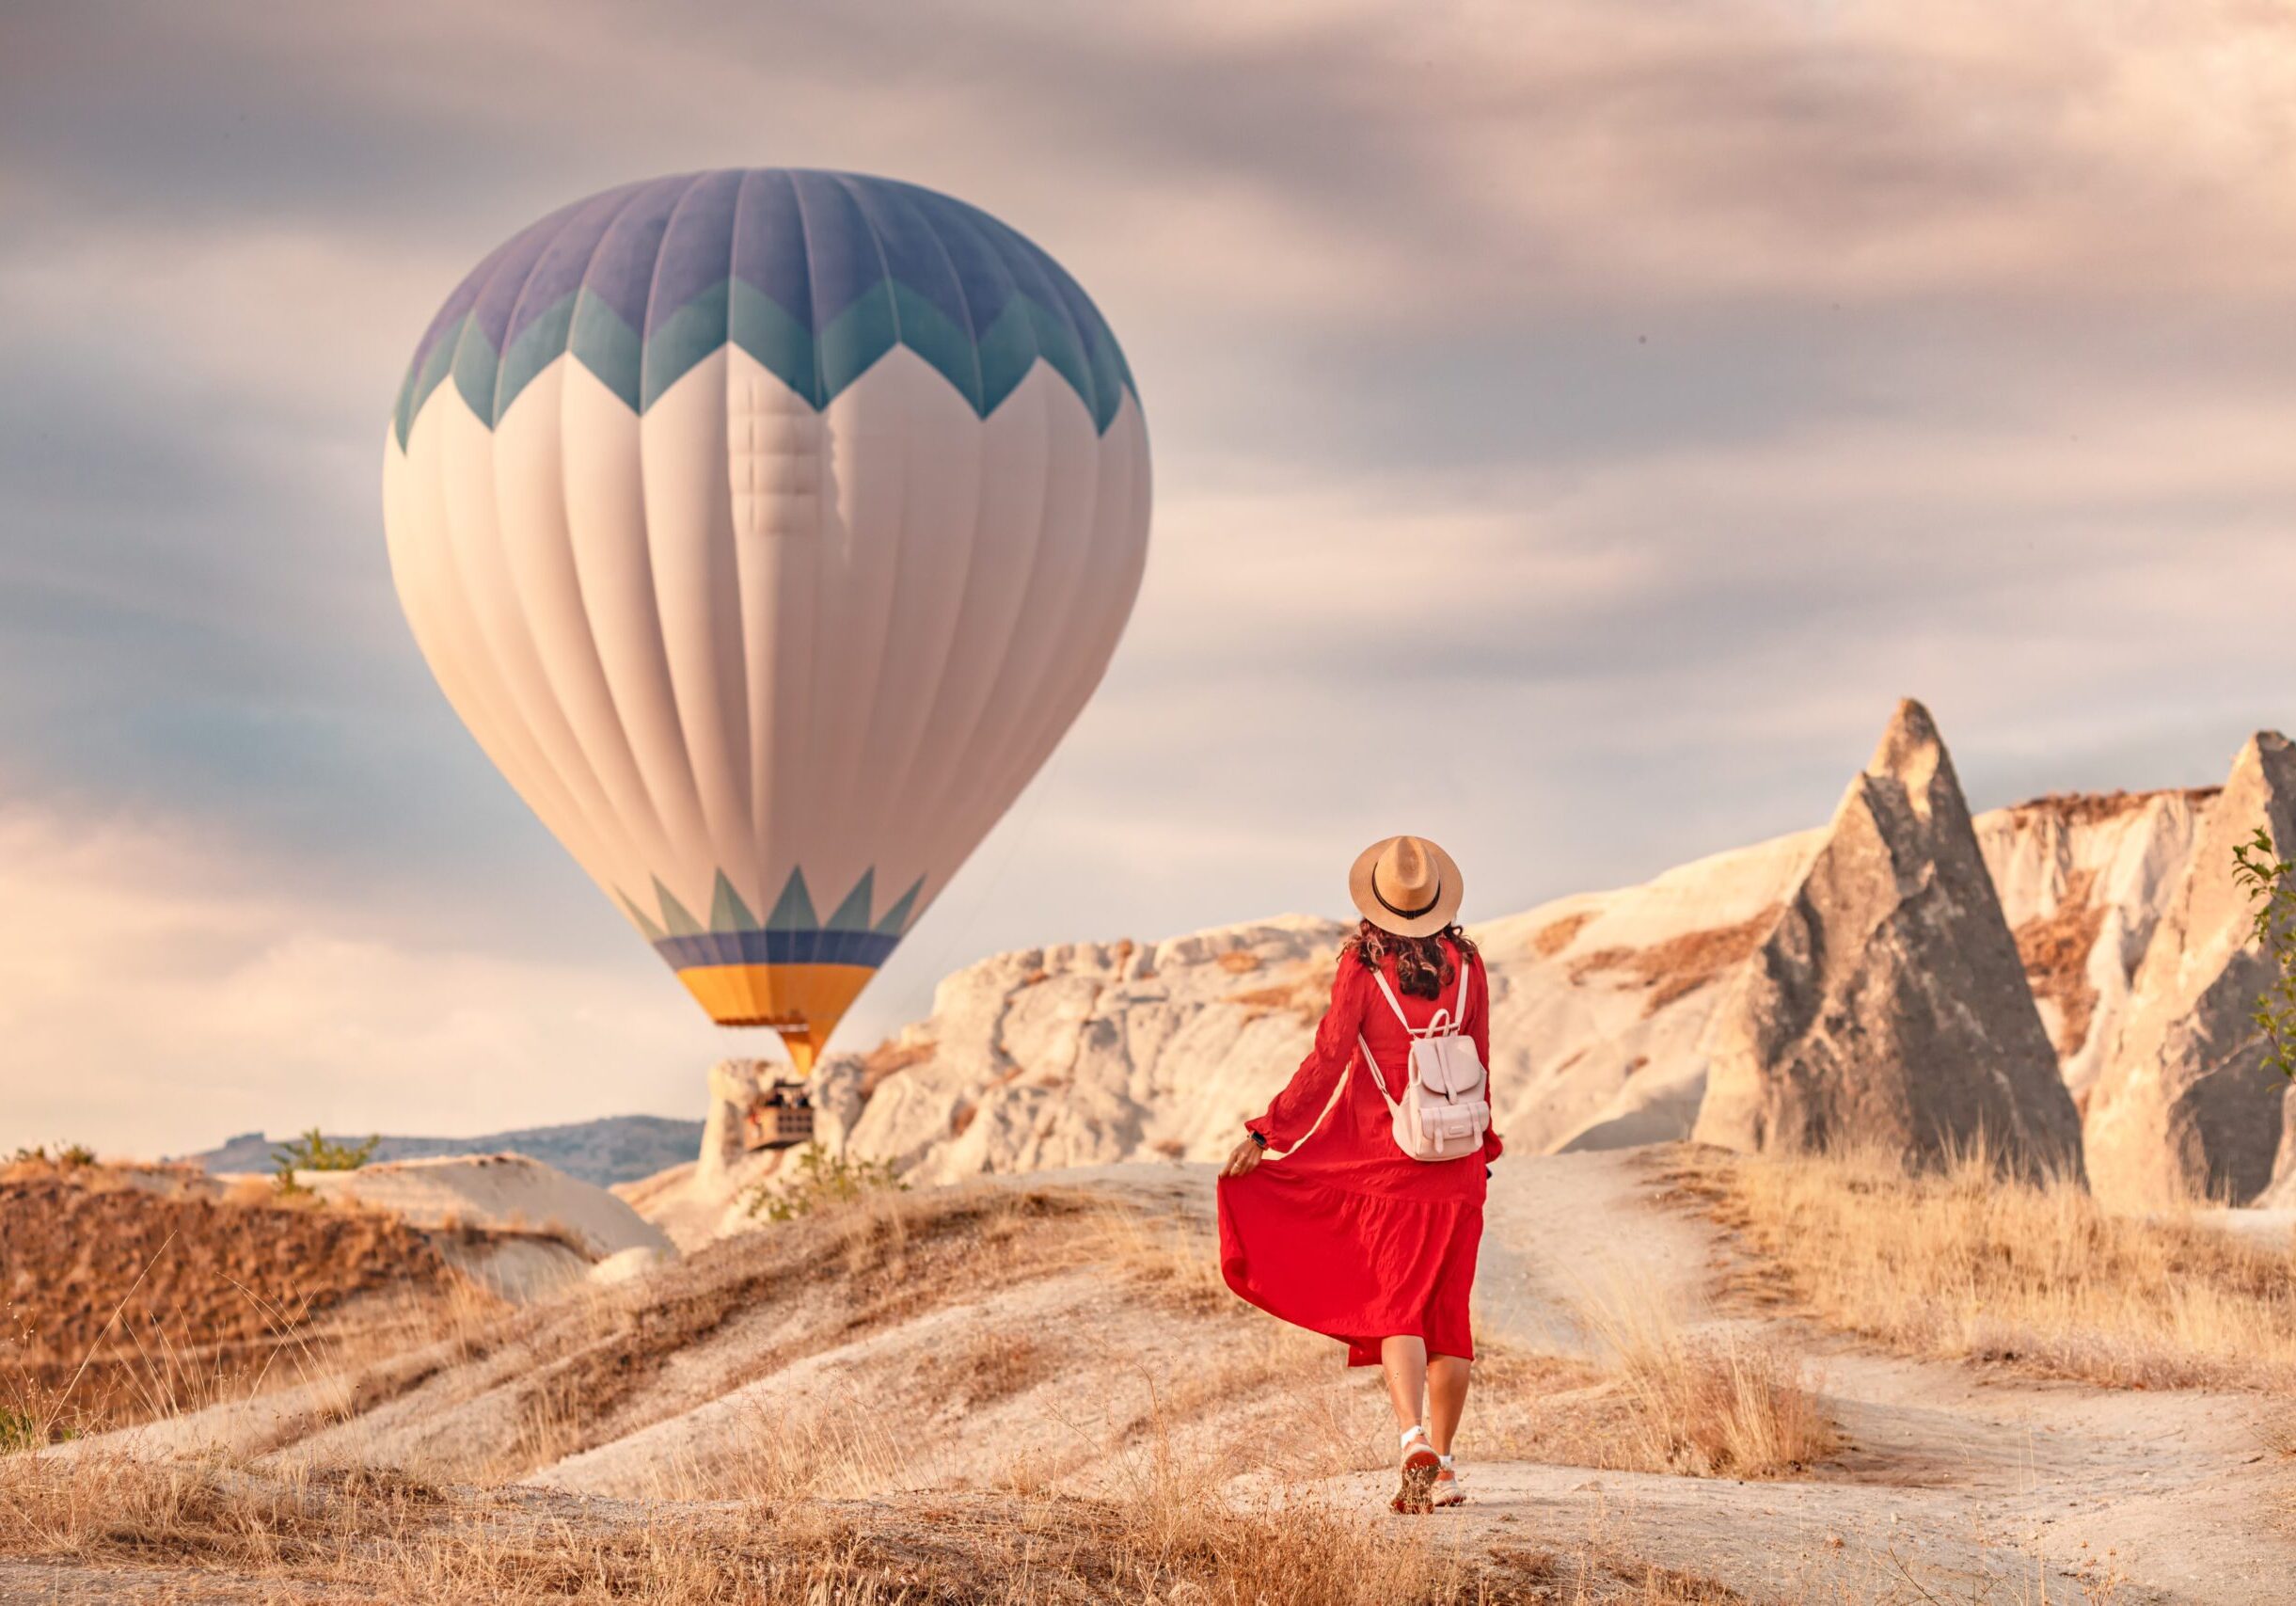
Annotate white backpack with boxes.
[1358,959,1490,1162]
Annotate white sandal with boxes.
[1390,1425,1440,1514]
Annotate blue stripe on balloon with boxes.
[392,169,1135,447]
[652,930,902,970]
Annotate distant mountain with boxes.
[178,1115,702,1188]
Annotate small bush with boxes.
[742,1143,907,1221]
[0,1407,71,1455]
[272,1129,380,1195]
[2233,827,2296,1080]
[8,1143,95,1169]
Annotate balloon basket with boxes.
[741,1079,816,1153]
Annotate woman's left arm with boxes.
[1473,953,1505,1163]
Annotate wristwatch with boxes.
[1246,1129,1270,1149]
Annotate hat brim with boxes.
[1347,836,1465,938]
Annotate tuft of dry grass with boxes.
[1082,1200,1234,1315]
[1477,1321,1837,1482]
[1670,1143,2296,1391]
[1568,1289,1837,1479]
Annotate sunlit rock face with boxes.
[1692,701,2084,1178]
[633,707,2294,1229]
[1977,788,2213,1105]
[2086,733,2296,1208]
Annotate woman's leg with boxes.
[1426,1355,1471,1455]
[1380,1336,1429,1434]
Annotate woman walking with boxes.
[1218,835,1501,1514]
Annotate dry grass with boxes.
[1,1161,485,1442]
[0,1439,1747,1604]
[0,1177,1781,1601]
[1567,1288,1837,1479]
[1671,1143,2296,1390]
[1083,1198,1838,1487]
[1478,1316,1837,1482]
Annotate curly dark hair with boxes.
[1345,919,1479,1001]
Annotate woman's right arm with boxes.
[1238,957,1368,1153]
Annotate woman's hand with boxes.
[1221,1137,1265,1179]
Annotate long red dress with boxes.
[1217,937,1501,1367]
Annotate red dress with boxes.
[1217,938,1501,1366]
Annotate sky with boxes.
[5,0,2295,1155]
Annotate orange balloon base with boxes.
[674,960,878,1076]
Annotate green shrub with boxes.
[271,1128,381,1194]
[8,1142,95,1169]
[2233,828,2296,1081]
[742,1143,907,1221]
[0,1406,70,1455]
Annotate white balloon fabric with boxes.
[382,170,1150,1071]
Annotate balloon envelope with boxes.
[382,170,1150,1071]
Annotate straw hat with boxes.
[1348,835,1465,938]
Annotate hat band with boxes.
[1371,864,1443,922]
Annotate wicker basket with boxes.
[742,1081,816,1152]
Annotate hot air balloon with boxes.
[382,170,1150,1074]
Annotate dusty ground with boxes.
[1469,1150,2294,1601]
[6,1150,2292,1601]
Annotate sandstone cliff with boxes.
[1691,701,2083,1174]
[1974,788,2212,1102]
[2085,733,2296,1207]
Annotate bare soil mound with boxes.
[3,1163,470,1434]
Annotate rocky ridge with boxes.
[649,709,2294,1225]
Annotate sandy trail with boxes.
[1450,1150,2295,1603]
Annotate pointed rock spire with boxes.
[2086,732,2296,1207]
[1693,699,2085,1177]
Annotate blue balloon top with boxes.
[393,169,1137,447]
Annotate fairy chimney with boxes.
[1693,700,2084,1177]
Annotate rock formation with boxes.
[1692,700,2084,1176]
[609,705,2265,1237]
[1974,788,2212,1102]
[2084,733,2296,1207]
[293,1153,673,1299]
[2259,1089,2296,1208]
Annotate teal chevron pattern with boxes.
[617,867,928,943]
[394,277,1129,447]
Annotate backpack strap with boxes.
[1355,1033,1404,1113]
[1369,968,1414,1031]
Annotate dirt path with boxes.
[1455,1150,2296,1603]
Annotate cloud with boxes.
[0,799,728,1156]
[4,1,2295,1146]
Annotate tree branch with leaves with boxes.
[2232,827,2296,1082]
